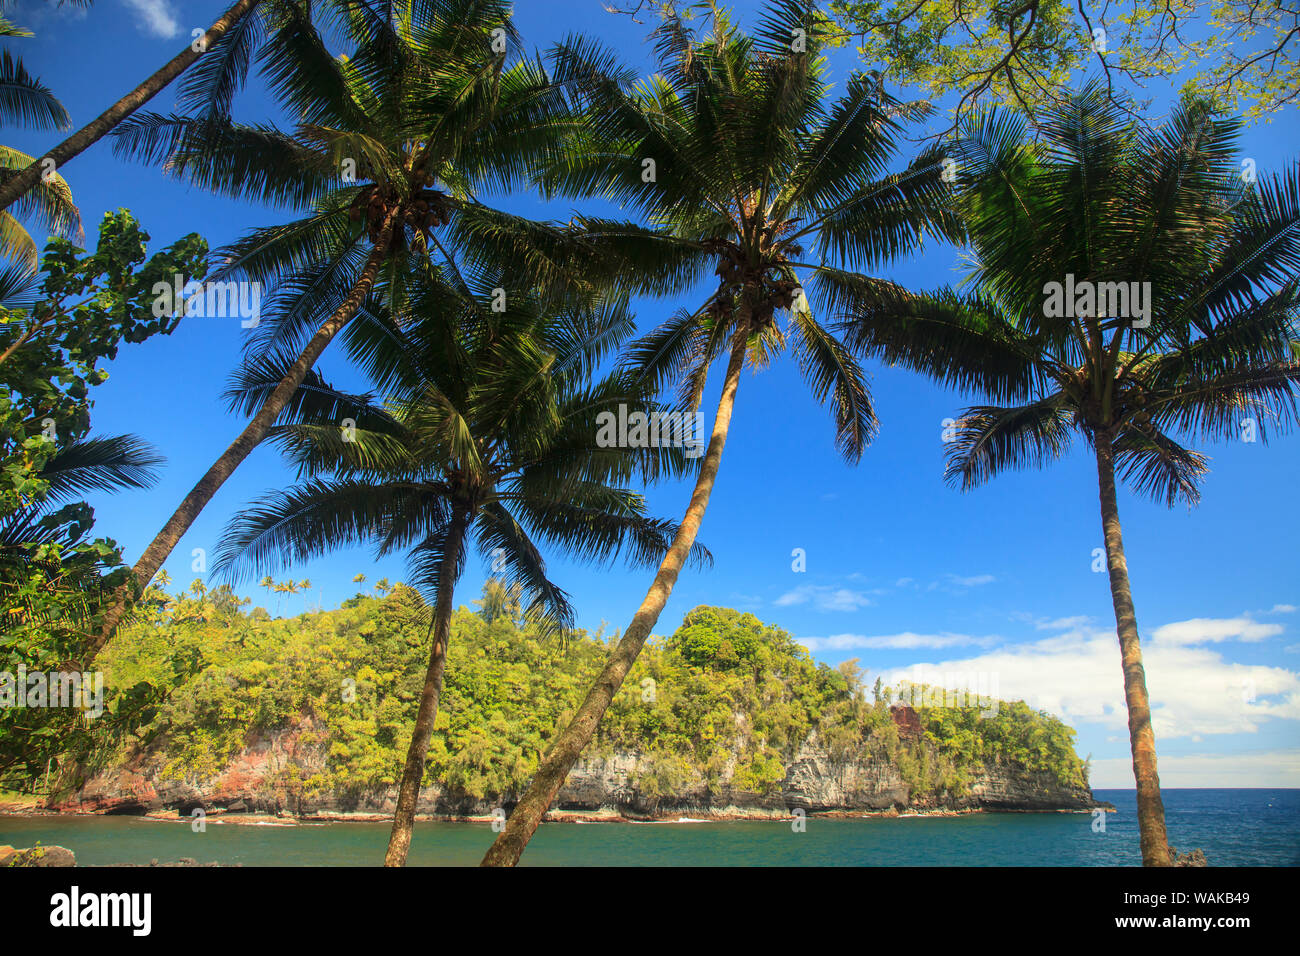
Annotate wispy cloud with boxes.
[1150,616,1282,647]
[800,632,999,652]
[946,573,996,588]
[896,573,996,592]
[1036,615,1091,631]
[1270,604,1297,614]
[774,585,873,612]
[122,0,180,39]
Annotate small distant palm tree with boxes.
[215,280,704,866]
[841,89,1300,865]
[270,578,300,616]
[481,0,960,866]
[474,578,522,624]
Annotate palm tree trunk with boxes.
[479,324,750,868]
[84,208,399,663]
[0,0,263,213]
[1094,426,1171,867]
[384,508,468,867]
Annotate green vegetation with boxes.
[43,593,1087,805]
[0,213,206,782]
[0,0,1289,871]
[826,1,1300,125]
[844,87,1299,865]
[0,5,78,266]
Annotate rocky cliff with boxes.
[53,715,1102,819]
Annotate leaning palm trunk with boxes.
[1094,427,1171,866]
[479,327,749,867]
[384,510,467,867]
[0,0,262,212]
[86,209,399,661]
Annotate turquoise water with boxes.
[2,790,1295,866]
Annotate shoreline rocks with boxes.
[40,725,1110,822]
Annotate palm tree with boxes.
[839,89,1300,865]
[0,9,81,263]
[474,577,522,624]
[271,578,299,615]
[0,0,263,214]
[214,277,705,866]
[89,0,583,658]
[0,435,163,651]
[479,0,961,866]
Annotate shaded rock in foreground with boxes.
[1171,846,1209,866]
[2,844,76,866]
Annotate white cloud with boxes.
[774,585,873,612]
[897,619,1300,740]
[947,573,995,587]
[122,0,180,39]
[1088,750,1300,789]
[799,632,998,652]
[1036,615,1091,631]
[1150,616,1282,647]
[1270,604,1297,614]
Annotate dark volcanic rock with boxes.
[890,705,924,738]
[54,716,1105,820]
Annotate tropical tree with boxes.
[474,577,523,624]
[90,0,583,657]
[480,0,964,866]
[0,212,202,681]
[0,210,204,524]
[838,88,1300,865]
[0,4,81,263]
[214,274,706,866]
[828,0,1300,126]
[0,435,165,782]
[0,0,263,214]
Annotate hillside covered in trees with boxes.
[20,582,1094,816]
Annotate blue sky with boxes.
[8,1,1299,788]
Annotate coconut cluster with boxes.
[348,182,450,244]
[702,238,802,327]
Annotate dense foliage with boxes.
[0,213,206,781]
[27,590,1090,803]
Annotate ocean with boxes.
[1,789,1296,866]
